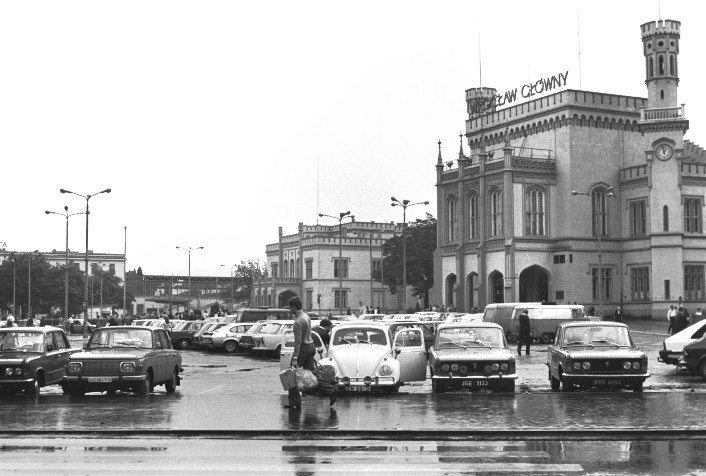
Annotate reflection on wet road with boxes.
[1,436,704,475]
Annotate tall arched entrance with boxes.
[445,274,457,309]
[466,272,479,311]
[519,266,550,302]
[489,271,504,304]
[277,290,297,308]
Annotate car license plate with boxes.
[462,380,488,387]
[348,386,371,392]
[593,378,622,386]
[87,377,112,383]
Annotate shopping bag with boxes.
[313,364,338,397]
[294,368,318,393]
[279,368,297,391]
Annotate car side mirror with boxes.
[317,347,323,356]
[155,341,162,349]
[394,346,401,356]
[46,344,53,352]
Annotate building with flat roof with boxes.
[433,19,705,319]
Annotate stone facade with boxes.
[432,19,706,319]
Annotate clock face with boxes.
[655,144,673,161]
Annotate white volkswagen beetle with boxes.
[316,322,427,393]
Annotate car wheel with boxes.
[165,369,178,393]
[136,374,153,396]
[274,345,281,357]
[550,372,560,391]
[176,339,190,350]
[699,361,706,382]
[61,383,70,395]
[633,382,644,393]
[431,380,445,393]
[561,378,574,392]
[223,341,238,353]
[541,333,554,344]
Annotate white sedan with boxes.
[316,322,427,393]
[658,319,706,365]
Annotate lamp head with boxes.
[318,213,323,217]
[64,206,68,211]
[391,196,397,202]
[403,200,410,205]
[423,201,429,205]
[60,189,68,194]
[102,188,112,194]
[44,210,50,214]
[571,191,578,195]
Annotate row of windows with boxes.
[629,265,705,301]
[445,188,704,242]
[273,258,382,280]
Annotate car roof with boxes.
[438,322,503,330]
[559,321,627,328]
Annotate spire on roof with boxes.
[437,139,443,166]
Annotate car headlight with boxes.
[14,368,22,376]
[573,362,581,370]
[4,367,13,376]
[120,362,136,372]
[450,364,459,372]
[623,361,632,370]
[582,362,591,370]
[491,363,500,371]
[68,362,83,373]
[632,362,641,370]
[484,364,492,374]
[441,364,450,372]
[459,365,468,373]
[378,364,393,376]
[500,363,509,372]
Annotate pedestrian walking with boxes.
[517,309,531,356]
[614,307,623,323]
[673,307,689,335]
[667,305,677,334]
[284,296,316,410]
[694,308,704,324]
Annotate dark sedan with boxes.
[428,322,517,393]
[678,335,706,380]
[63,326,182,395]
[0,326,78,395]
[546,322,650,392]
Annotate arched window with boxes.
[290,259,295,278]
[648,57,654,78]
[669,55,675,76]
[663,205,669,232]
[282,260,289,278]
[468,193,479,240]
[591,187,610,237]
[447,196,458,242]
[489,188,503,237]
[525,188,546,235]
[296,258,300,278]
[659,55,665,75]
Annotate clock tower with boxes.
[638,19,690,304]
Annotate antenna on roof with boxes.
[577,8,583,90]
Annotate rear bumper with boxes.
[658,350,681,365]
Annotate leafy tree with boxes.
[373,214,437,308]
[232,260,265,304]
[87,265,134,315]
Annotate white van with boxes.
[507,304,587,343]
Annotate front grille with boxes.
[571,359,643,373]
[80,361,120,376]
[438,360,513,376]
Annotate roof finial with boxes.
[437,139,443,165]
[458,132,465,159]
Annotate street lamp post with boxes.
[391,197,429,312]
[60,187,112,337]
[45,206,86,331]
[319,211,354,314]
[27,250,38,323]
[176,246,204,314]
[221,264,236,312]
[571,186,614,319]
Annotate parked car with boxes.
[237,321,270,353]
[63,326,182,395]
[67,317,96,334]
[507,304,588,344]
[194,322,229,350]
[279,331,325,370]
[211,323,255,353]
[233,308,291,323]
[170,320,207,350]
[546,322,650,392]
[316,322,427,392]
[385,321,438,351]
[428,322,517,393]
[0,326,78,395]
[678,335,706,380]
[659,320,706,366]
[482,302,542,341]
[358,314,385,321]
[252,320,305,357]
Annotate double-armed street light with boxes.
[27,250,39,323]
[571,186,615,319]
[391,197,429,312]
[319,211,355,314]
[176,246,204,312]
[60,187,111,337]
[45,206,86,331]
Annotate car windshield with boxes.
[172,322,191,331]
[245,323,267,334]
[260,323,282,334]
[87,328,153,349]
[563,326,631,347]
[333,327,387,346]
[436,327,504,349]
[0,331,44,352]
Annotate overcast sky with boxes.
[1,0,704,277]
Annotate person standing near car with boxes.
[667,305,677,334]
[517,309,531,356]
[312,318,332,347]
[3,316,16,328]
[674,307,689,334]
[285,296,315,410]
